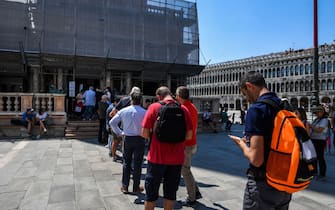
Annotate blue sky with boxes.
[197,0,335,65]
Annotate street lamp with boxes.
[312,0,319,108]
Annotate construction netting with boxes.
[0,0,199,65]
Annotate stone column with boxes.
[308,96,312,112]
[120,74,124,94]
[40,73,45,92]
[126,72,132,94]
[32,67,39,93]
[167,74,171,90]
[105,70,111,88]
[57,68,63,91]
[297,96,301,108]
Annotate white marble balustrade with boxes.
[0,93,66,114]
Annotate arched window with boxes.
[277,83,280,92]
[264,70,267,78]
[321,62,325,73]
[300,81,304,91]
[286,82,289,92]
[327,61,332,72]
[285,67,289,76]
[305,81,309,91]
[272,68,276,77]
[300,64,304,75]
[290,66,294,76]
[290,82,294,92]
[327,79,332,90]
[295,81,299,91]
[305,64,309,74]
[277,68,280,77]
[281,67,284,77]
[321,80,326,90]
[295,65,299,75]
[268,69,271,78]
[310,64,313,74]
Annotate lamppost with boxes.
[312,0,319,108]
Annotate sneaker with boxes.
[43,128,47,132]
[36,135,40,139]
[120,186,128,194]
[179,198,196,206]
[195,191,202,200]
[133,186,144,193]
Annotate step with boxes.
[65,133,98,139]
[65,131,98,136]
[65,127,99,132]
[67,121,99,126]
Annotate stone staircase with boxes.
[65,120,99,139]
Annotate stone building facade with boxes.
[187,43,335,113]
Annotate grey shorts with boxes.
[243,174,292,210]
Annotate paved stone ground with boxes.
[0,124,334,210]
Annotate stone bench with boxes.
[0,114,66,138]
[0,124,65,138]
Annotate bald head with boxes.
[155,86,171,98]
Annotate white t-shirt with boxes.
[36,112,48,121]
[310,118,328,140]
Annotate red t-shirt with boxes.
[142,99,193,165]
[183,101,198,146]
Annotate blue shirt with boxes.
[21,111,34,122]
[244,92,280,169]
[83,89,96,106]
[110,105,146,137]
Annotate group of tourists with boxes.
[20,108,48,139]
[104,85,202,210]
[98,73,335,210]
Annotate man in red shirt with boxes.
[142,86,193,210]
[175,86,202,206]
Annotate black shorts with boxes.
[34,120,47,126]
[112,132,123,142]
[145,161,182,201]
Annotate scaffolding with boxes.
[0,0,199,65]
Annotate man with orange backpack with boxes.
[229,71,292,210]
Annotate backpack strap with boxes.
[158,100,181,107]
[258,98,281,111]
[158,101,167,106]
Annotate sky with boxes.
[196,0,335,65]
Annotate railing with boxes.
[0,93,66,114]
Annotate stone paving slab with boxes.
[0,126,334,209]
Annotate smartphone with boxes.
[228,135,242,142]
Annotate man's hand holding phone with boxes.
[228,134,243,145]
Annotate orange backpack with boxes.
[260,99,317,194]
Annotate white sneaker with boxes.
[44,128,47,132]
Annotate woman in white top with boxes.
[309,106,328,179]
[35,108,48,139]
